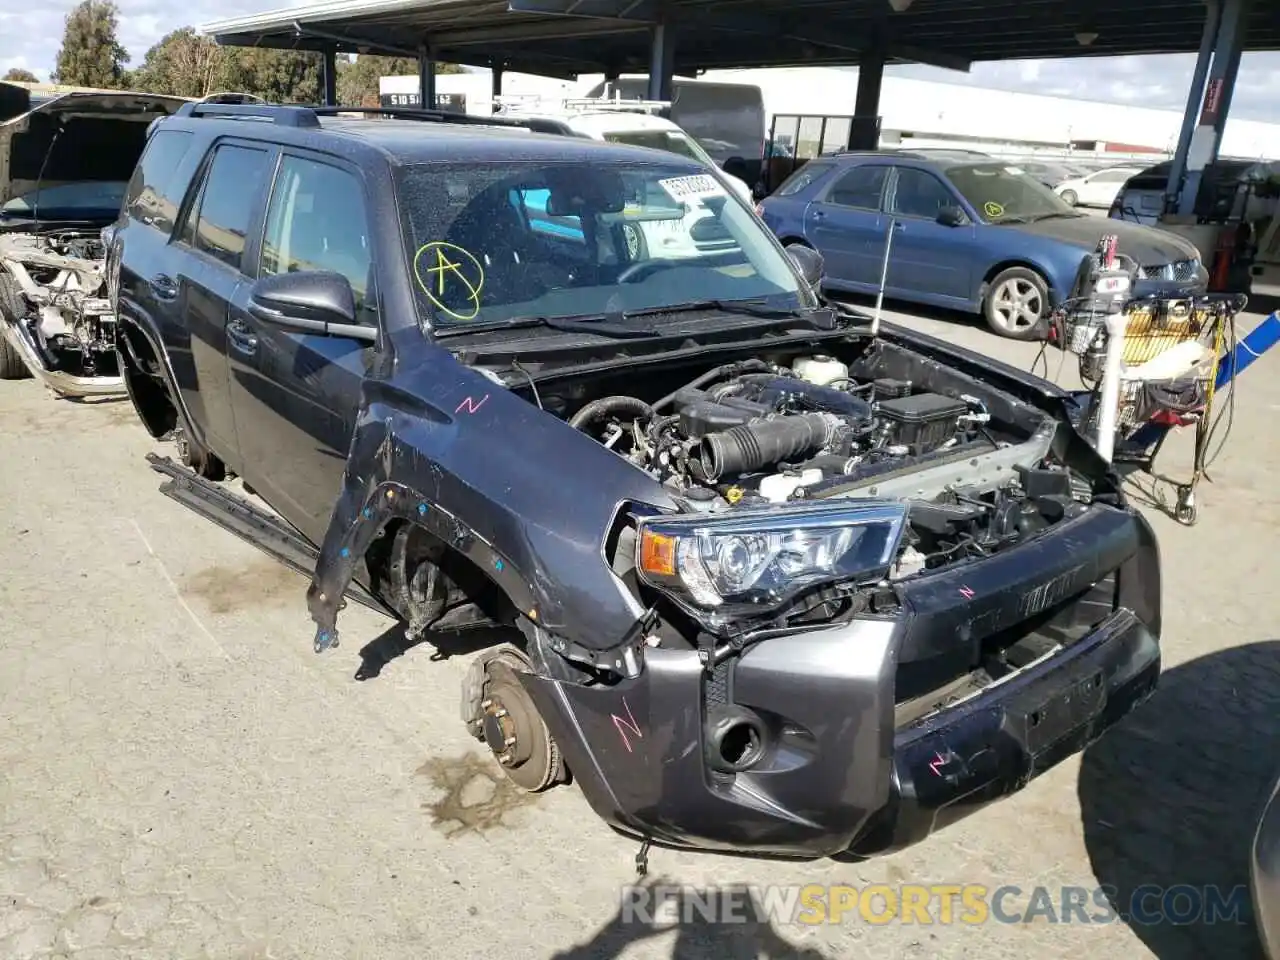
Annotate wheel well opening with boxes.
[982,261,1046,288]
[118,323,177,438]
[369,518,520,634]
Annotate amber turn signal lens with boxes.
[639,530,677,577]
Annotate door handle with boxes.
[810,209,826,220]
[226,317,259,356]
[150,274,178,301]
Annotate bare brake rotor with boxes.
[471,646,564,792]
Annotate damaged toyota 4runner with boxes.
[111,102,1162,861]
[0,84,186,396]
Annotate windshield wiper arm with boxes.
[625,297,800,320]
[433,313,660,339]
[624,298,838,329]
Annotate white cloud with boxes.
[5,0,1280,128]
[891,52,1280,123]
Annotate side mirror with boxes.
[936,205,967,227]
[247,270,376,342]
[786,243,824,291]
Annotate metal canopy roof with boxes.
[200,0,1280,80]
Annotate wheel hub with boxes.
[480,695,521,765]
[467,647,564,792]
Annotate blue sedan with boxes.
[758,152,1207,339]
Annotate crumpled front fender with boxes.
[304,348,678,655]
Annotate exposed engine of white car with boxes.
[0,228,115,378]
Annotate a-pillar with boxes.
[1176,0,1253,216]
[418,46,437,110]
[647,18,675,101]
[848,42,885,150]
[321,46,337,106]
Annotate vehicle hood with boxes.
[0,91,187,207]
[1002,215,1200,266]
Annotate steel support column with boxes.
[1177,0,1253,216]
[647,19,675,101]
[1165,0,1221,212]
[321,46,337,106]
[418,46,437,109]
[492,63,504,112]
[848,48,886,150]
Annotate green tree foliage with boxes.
[52,0,130,89]
[2,68,39,83]
[336,55,465,106]
[223,48,322,104]
[131,28,225,98]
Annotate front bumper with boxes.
[0,318,123,398]
[522,505,1162,859]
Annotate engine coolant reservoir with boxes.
[793,355,849,386]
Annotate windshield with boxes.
[1,180,128,218]
[945,162,1079,223]
[395,159,807,330]
[602,129,711,166]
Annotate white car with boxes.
[498,102,754,261]
[1054,166,1145,208]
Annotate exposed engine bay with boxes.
[566,351,1094,586]
[0,227,115,379]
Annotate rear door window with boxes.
[181,143,274,272]
[825,165,889,211]
[124,129,195,233]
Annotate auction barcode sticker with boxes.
[658,174,726,203]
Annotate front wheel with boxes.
[1060,189,1079,206]
[983,267,1050,341]
[0,277,32,380]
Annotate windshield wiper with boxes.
[433,313,661,339]
[625,298,837,329]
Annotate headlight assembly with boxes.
[636,501,907,619]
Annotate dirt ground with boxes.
[2,298,1278,960]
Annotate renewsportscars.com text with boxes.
[619,883,1252,927]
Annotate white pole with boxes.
[1095,311,1129,462]
[871,218,899,336]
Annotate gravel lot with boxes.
[2,296,1277,960]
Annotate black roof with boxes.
[200,0,1280,79]
[162,102,702,167]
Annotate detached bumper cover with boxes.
[521,506,1162,859]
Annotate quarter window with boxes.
[260,156,374,321]
[124,129,195,233]
[826,165,889,210]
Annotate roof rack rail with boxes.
[175,101,320,127]
[307,104,574,136]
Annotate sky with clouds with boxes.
[3,0,1279,124]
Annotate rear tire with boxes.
[175,426,226,481]
[983,266,1050,341]
[0,276,33,380]
[1060,189,1079,206]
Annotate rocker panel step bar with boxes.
[146,453,390,616]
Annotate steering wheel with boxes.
[617,258,681,284]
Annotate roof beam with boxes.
[291,21,421,56]
[439,17,645,44]
[505,0,968,71]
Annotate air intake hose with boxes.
[699,413,834,481]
